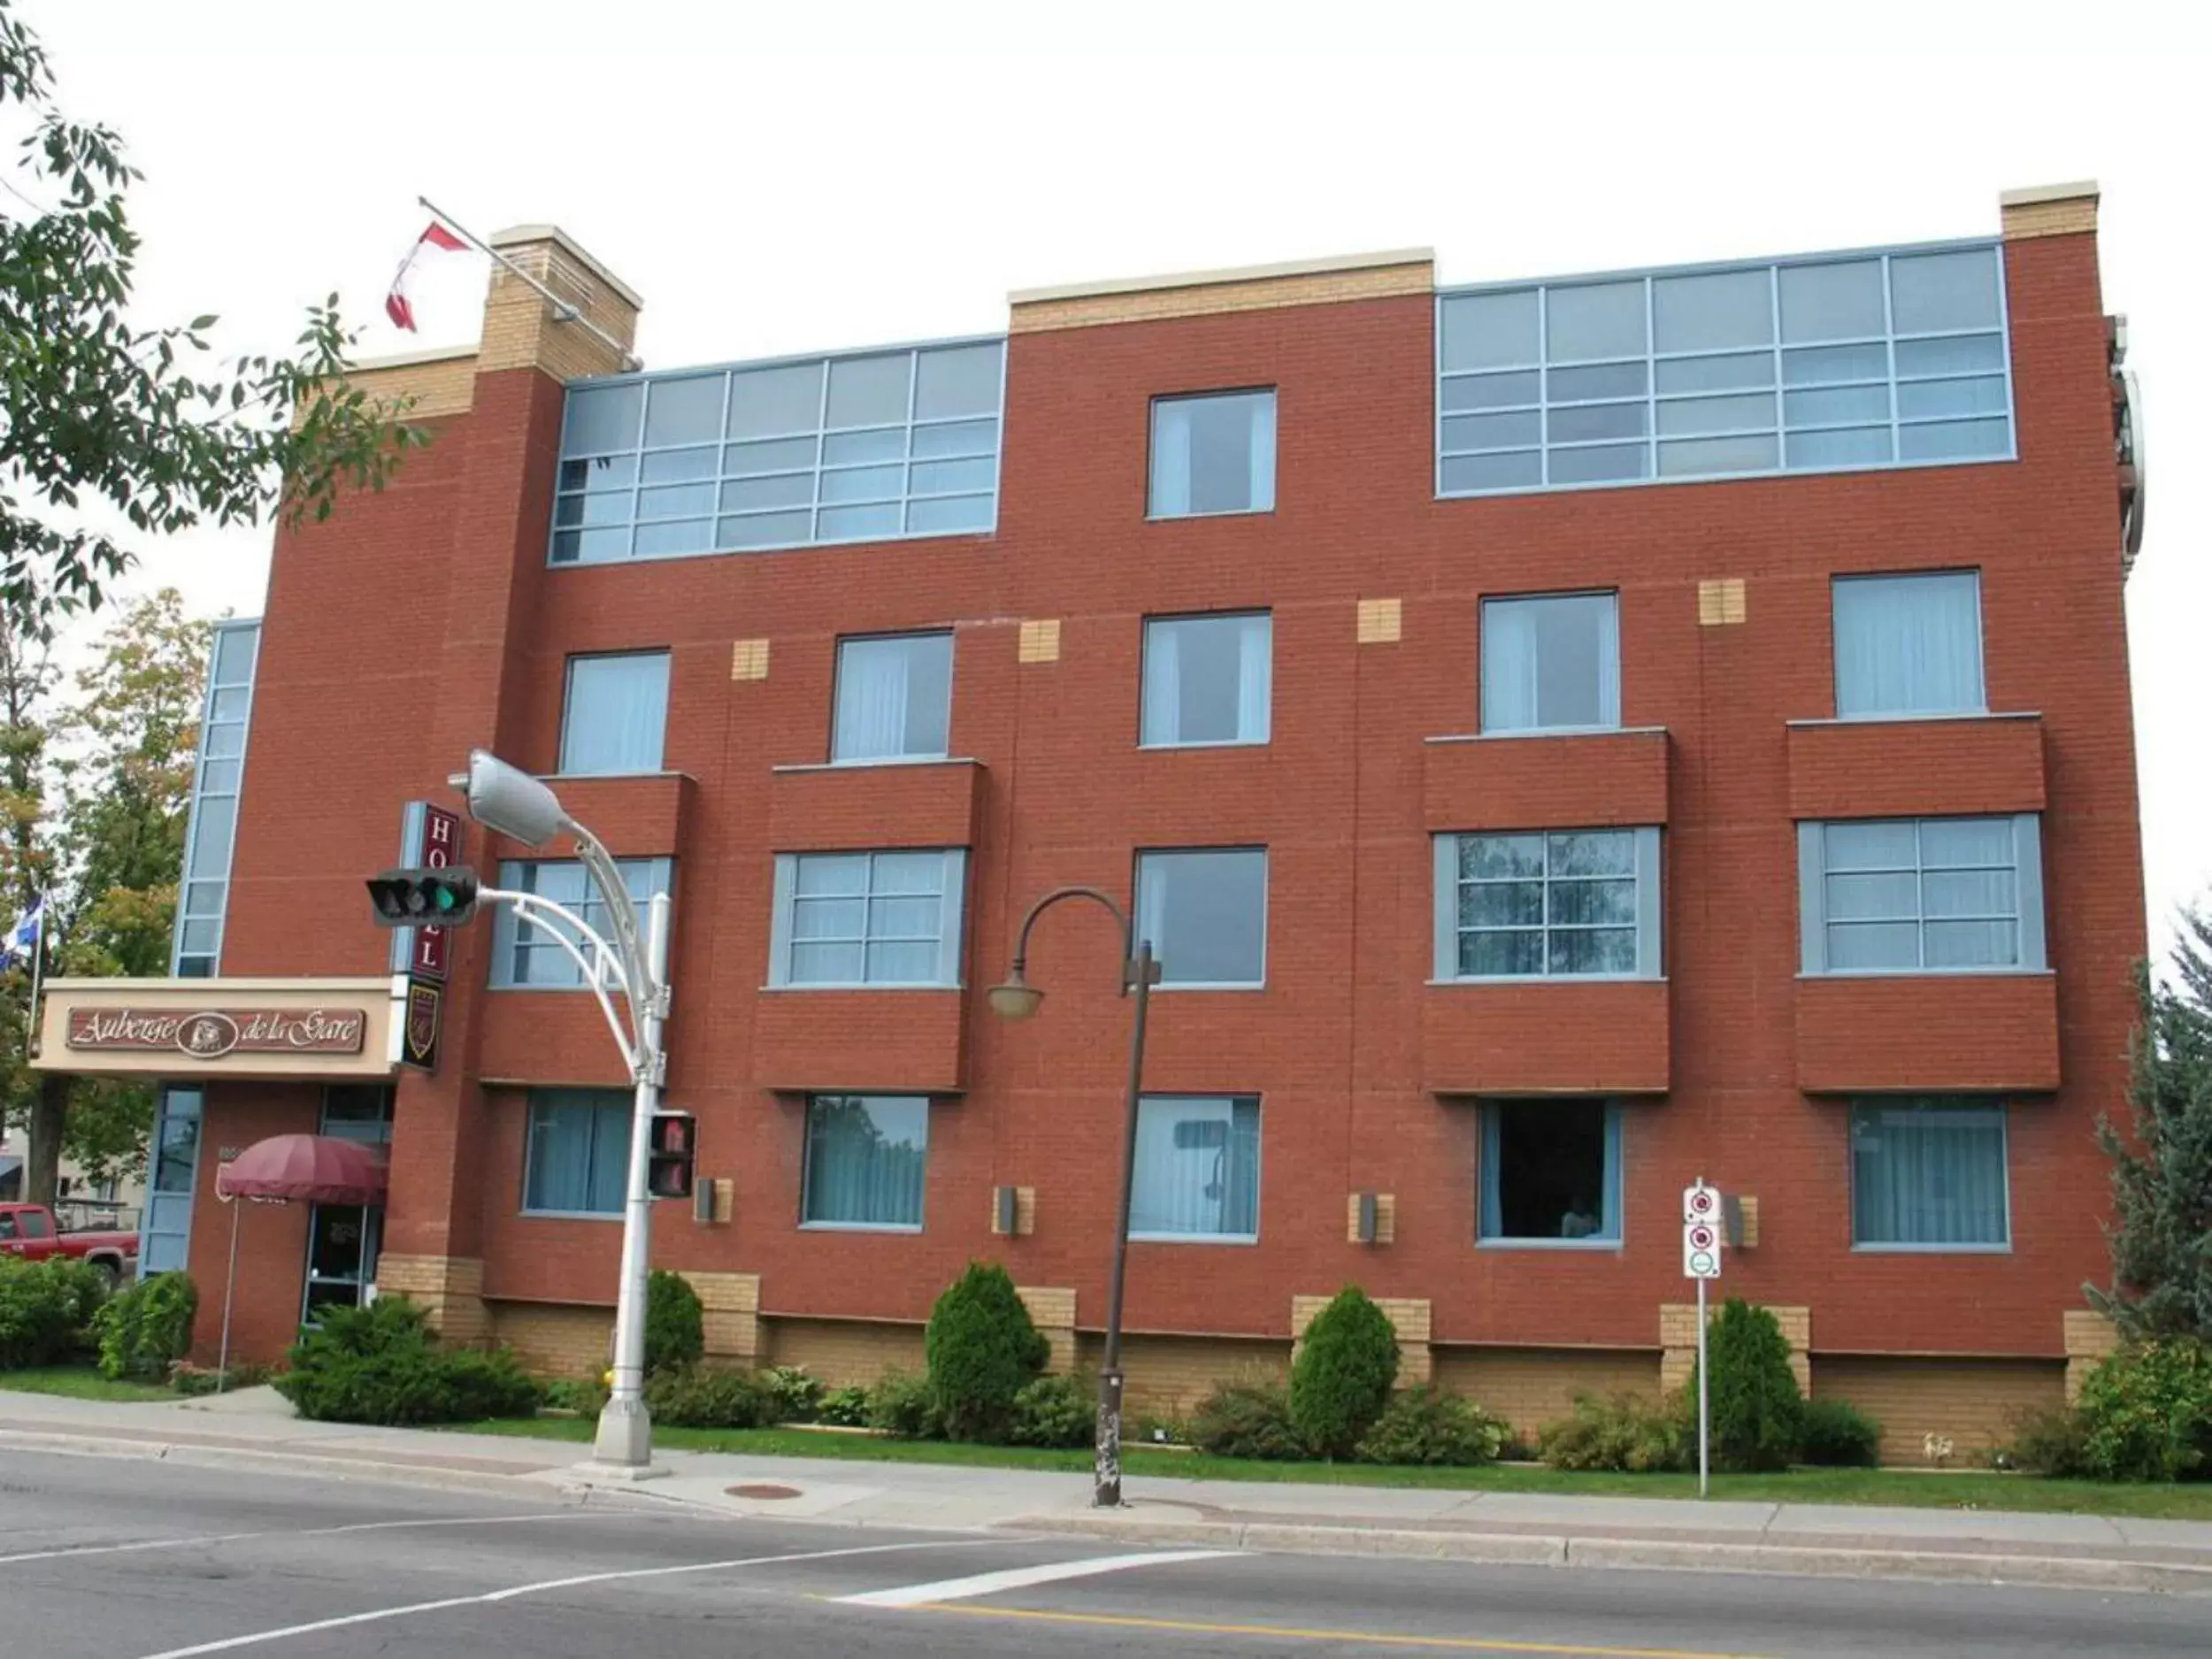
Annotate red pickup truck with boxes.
[0,1202,139,1288]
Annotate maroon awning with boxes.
[217,1133,388,1205]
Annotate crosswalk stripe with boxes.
[837,1548,1237,1609]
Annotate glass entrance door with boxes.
[301,1085,393,1325]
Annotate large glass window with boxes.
[1832,572,1985,718]
[523,1090,631,1216]
[1800,815,2044,974]
[1436,828,1661,979]
[1131,1096,1261,1240]
[802,1095,928,1229]
[552,339,1004,564]
[833,633,953,763]
[559,652,670,774]
[1149,391,1276,518]
[490,857,673,989]
[1135,849,1268,987]
[173,619,259,978]
[1141,612,1271,748]
[1479,1100,1623,1246]
[1437,242,2012,495]
[1481,593,1620,733]
[1851,1100,2009,1249]
[769,849,967,987]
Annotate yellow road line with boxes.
[895,1600,1779,1659]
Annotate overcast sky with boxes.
[23,0,2211,955]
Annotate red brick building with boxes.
[36,180,2147,1460]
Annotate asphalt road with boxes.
[4,1449,2206,1658]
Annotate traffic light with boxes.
[648,1111,696,1200]
[365,867,482,928]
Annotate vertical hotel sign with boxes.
[392,802,459,1072]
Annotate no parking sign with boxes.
[1682,1181,1723,1279]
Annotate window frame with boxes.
[1432,827,1663,983]
[830,629,956,765]
[557,649,672,777]
[1139,611,1274,750]
[767,849,969,989]
[1128,1094,1263,1244]
[799,1094,930,1233]
[1133,846,1271,990]
[519,1089,632,1220]
[1831,570,1986,720]
[1147,388,1279,520]
[1847,1098,2013,1254]
[1479,590,1624,735]
[1477,1099,1625,1250]
[488,856,675,992]
[1798,814,2046,976]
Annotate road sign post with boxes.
[1683,1180,1723,1498]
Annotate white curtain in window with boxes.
[836,643,910,760]
[563,656,667,775]
[1235,616,1271,741]
[1143,624,1181,745]
[1833,573,1983,717]
[1594,595,1621,726]
[1136,858,1170,962]
[1152,403,1193,516]
[804,1097,926,1225]
[1130,1099,1258,1236]
[1482,603,1540,731]
[1852,1104,2007,1245]
[1248,399,1276,511]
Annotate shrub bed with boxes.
[93,1271,196,1382]
[274,1298,538,1425]
[1356,1385,1507,1466]
[0,1256,106,1370]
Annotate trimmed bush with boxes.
[1190,1380,1306,1461]
[1289,1286,1400,1458]
[1539,1393,1689,1472]
[2074,1338,2212,1482]
[1356,1385,1508,1467]
[543,1375,610,1416]
[274,1297,538,1425]
[923,1261,1048,1442]
[0,1256,106,1369]
[1009,1372,1094,1448]
[1798,1397,1883,1468]
[1690,1300,1804,1473]
[647,1366,772,1429]
[868,1369,941,1440]
[2002,1403,2093,1477]
[93,1271,197,1381]
[758,1364,823,1423]
[816,1384,872,1427]
[644,1271,703,1377]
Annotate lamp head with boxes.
[987,964,1044,1021]
[456,749,565,847]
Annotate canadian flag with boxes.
[385,221,468,332]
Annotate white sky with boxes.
[22,0,2212,956]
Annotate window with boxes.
[833,633,953,763]
[1480,1100,1622,1246]
[559,652,670,774]
[769,849,967,987]
[802,1095,928,1229]
[1832,572,1985,718]
[490,857,673,989]
[1149,390,1276,518]
[174,618,259,978]
[1436,242,2012,495]
[1434,829,1661,979]
[1481,593,1620,732]
[320,1086,394,1145]
[1799,815,2045,974]
[1851,1100,2009,1249]
[551,339,1004,564]
[1135,849,1267,987]
[1141,613,1271,748]
[1131,1096,1260,1240]
[523,1090,631,1216]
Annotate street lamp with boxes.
[451,749,671,1474]
[987,885,1159,1509]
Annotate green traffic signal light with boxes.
[365,867,481,929]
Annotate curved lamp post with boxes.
[987,885,1159,1509]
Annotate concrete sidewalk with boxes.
[6,1386,2210,1594]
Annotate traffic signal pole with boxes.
[597,889,670,1471]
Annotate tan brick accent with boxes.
[1077,1332,1290,1421]
[2000,182,2099,242]
[489,1300,612,1379]
[695,1178,734,1225]
[1812,1354,2065,1465]
[374,1254,487,1347]
[1432,1347,1664,1442]
[2062,1308,2119,1401]
[1356,597,1402,644]
[1017,1285,1078,1375]
[683,1271,761,1363]
[1731,1194,1760,1249]
[761,1317,924,1386]
[1345,1191,1396,1245]
[1018,618,1061,664]
[477,226,641,380]
[1292,1294,1432,1386]
[990,1186,1037,1237]
[1660,1302,1809,1394]
[730,639,770,680]
[1010,251,1433,333]
[307,348,477,426]
[1697,578,1747,626]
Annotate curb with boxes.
[1026,1511,2212,1595]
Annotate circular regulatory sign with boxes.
[1685,1187,1718,1219]
[1687,1249,1720,1276]
[1686,1223,1717,1252]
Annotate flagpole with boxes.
[416,196,640,371]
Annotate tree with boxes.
[3,0,423,633]
[1289,1285,1400,1458]
[2092,911,2212,1343]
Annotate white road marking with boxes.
[132,1537,979,1658]
[0,1509,592,1569]
[836,1548,1239,1609]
